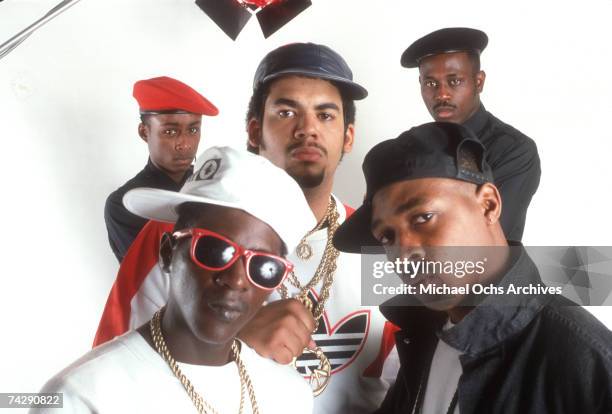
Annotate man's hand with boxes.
[238,298,316,364]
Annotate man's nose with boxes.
[396,246,426,264]
[175,133,192,152]
[386,231,425,261]
[435,83,451,101]
[398,230,426,255]
[214,259,249,291]
[294,112,318,140]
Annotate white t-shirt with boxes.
[421,319,462,414]
[118,194,397,413]
[34,331,312,414]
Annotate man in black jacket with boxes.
[401,28,540,241]
[104,76,218,262]
[333,122,612,413]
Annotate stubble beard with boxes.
[288,167,325,189]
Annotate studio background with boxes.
[1,0,611,396]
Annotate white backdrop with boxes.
[1,0,611,396]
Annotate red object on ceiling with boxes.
[241,0,280,7]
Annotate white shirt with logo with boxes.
[265,194,397,413]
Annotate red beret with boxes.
[133,76,219,116]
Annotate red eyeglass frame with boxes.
[172,228,293,291]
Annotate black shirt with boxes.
[463,105,541,241]
[104,159,192,262]
[376,246,612,414]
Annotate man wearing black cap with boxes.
[94,44,397,413]
[104,76,218,262]
[401,28,541,242]
[333,123,612,413]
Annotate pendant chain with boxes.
[279,196,340,331]
[150,308,260,414]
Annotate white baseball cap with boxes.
[123,146,315,253]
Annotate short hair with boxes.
[173,202,288,256]
[139,114,152,125]
[245,77,356,154]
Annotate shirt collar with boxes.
[145,158,194,188]
[462,103,489,137]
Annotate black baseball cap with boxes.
[253,42,368,100]
[401,27,488,68]
[333,122,494,253]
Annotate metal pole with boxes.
[0,0,83,60]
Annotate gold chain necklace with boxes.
[280,197,340,330]
[295,198,335,260]
[150,309,260,414]
[278,197,340,396]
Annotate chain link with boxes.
[150,308,260,414]
[279,197,340,332]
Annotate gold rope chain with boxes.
[150,309,260,414]
[279,197,339,396]
[278,197,340,332]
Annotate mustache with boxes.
[433,102,456,110]
[287,142,328,156]
[207,297,248,313]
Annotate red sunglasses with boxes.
[172,228,293,291]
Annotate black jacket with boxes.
[375,249,612,414]
[464,105,541,242]
[104,159,192,262]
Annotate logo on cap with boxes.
[195,158,221,181]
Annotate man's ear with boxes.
[343,124,355,154]
[159,233,175,274]
[138,122,149,143]
[475,70,486,93]
[247,118,262,152]
[475,182,501,224]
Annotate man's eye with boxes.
[413,213,434,225]
[279,110,295,118]
[377,231,394,246]
[449,78,462,87]
[318,112,334,121]
[425,80,437,88]
[189,127,199,134]
[164,129,177,136]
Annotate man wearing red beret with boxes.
[104,76,218,262]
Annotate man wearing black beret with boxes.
[401,27,541,242]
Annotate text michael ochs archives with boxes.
[369,257,563,296]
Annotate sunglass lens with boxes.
[194,235,236,268]
[249,255,286,288]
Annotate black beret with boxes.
[401,27,488,68]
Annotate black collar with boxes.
[380,244,554,356]
[144,158,193,188]
[463,103,489,137]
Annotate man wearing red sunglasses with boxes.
[94,43,398,413]
[38,147,315,413]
